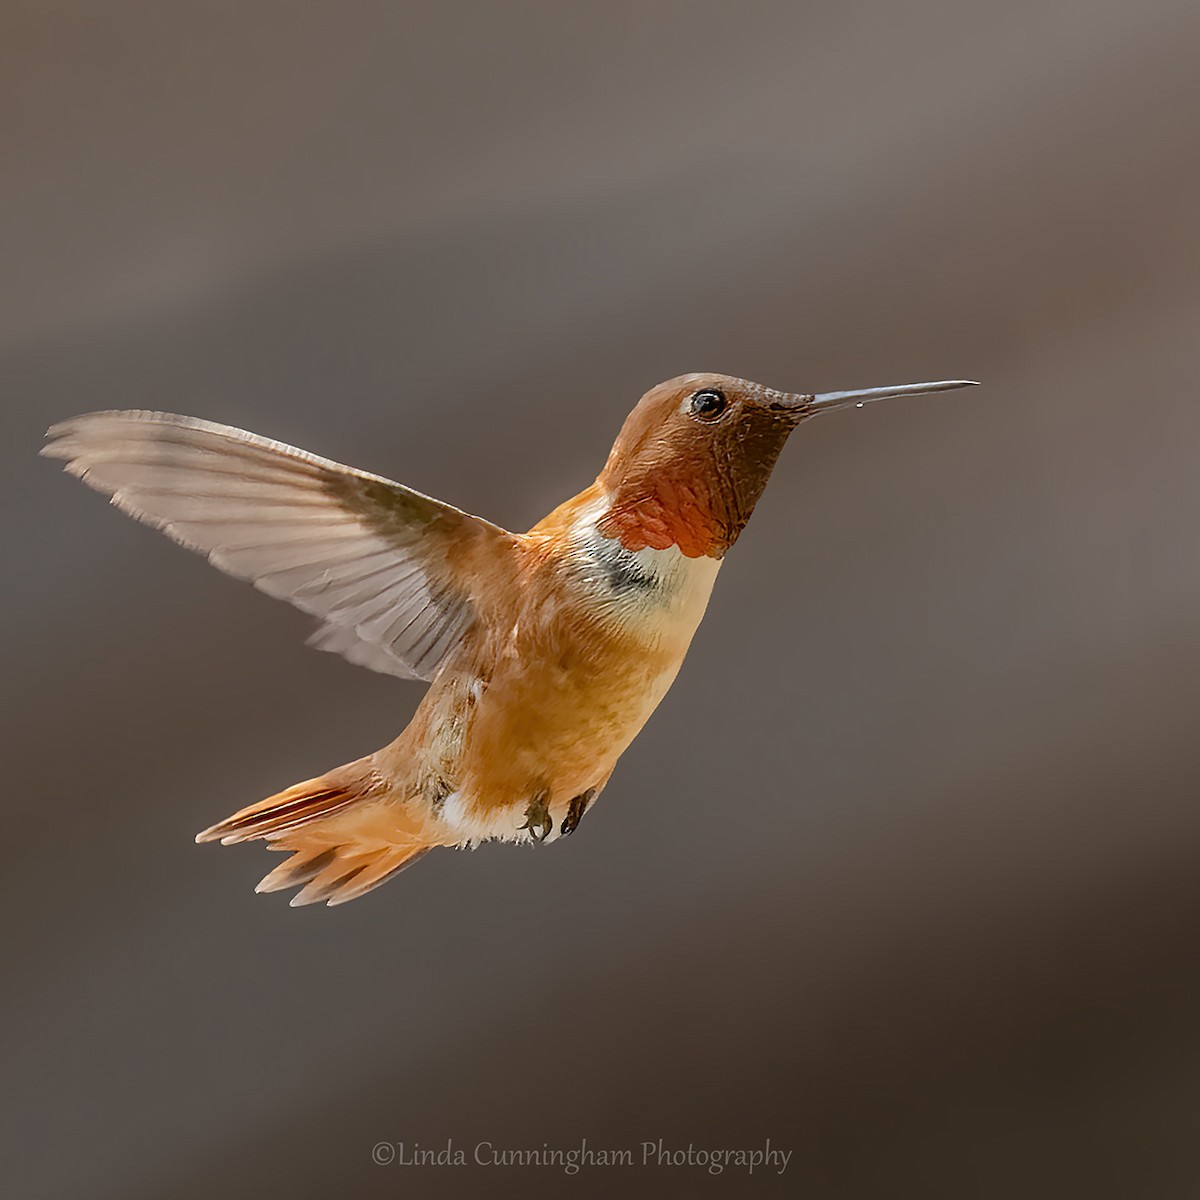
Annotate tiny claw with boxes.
[560,788,596,837]
[519,792,553,843]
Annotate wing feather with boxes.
[42,410,517,681]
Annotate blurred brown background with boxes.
[5,1,1200,1196]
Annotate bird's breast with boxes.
[461,499,721,793]
[392,493,723,841]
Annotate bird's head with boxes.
[595,373,976,558]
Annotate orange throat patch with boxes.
[595,477,728,559]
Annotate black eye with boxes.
[688,389,727,421]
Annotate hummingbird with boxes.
[43,373,975,906]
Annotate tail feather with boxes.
[323,848,430,907]
[195,761,374,845]
[196,757,442,906]
[254,847,341,894]
[288,845,429,907]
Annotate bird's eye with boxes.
[688,389,727,421]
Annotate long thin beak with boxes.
[787,378,978,415]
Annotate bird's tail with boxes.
[196,757,439,906]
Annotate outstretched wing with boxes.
[42,411,518,680]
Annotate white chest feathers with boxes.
[566,494,721,642]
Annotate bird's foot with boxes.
[518,792,553,843]
[561,788,597,837]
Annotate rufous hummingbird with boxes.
[43,373,975,906]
